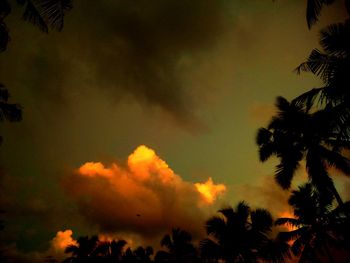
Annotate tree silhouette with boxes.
[295,20,350,104]
[200,201,290,263]
[294,20,350,143]
[155,228,199,263]
[123,246,154,263]
[305,0,336,29]
[0,0,72,51]
[63,235,100,263]
[94,239,127,263]
[291,0,350,28]
[275,183,342,262]
[256,96,350,205]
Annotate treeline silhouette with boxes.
[57,190,350,263]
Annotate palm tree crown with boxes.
[257,96,350,205]
[276,183,341,262]
[155,228,198,263]
[200,201,290,263]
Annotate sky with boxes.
[0,0,349,261]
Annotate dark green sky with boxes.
[0,0,348,261]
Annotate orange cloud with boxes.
[63,145,226,240]
[50,229,77,253]
[195,177,226,204]
[79,162,114,178]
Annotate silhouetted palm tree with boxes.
[298,0,350,28]
[155,228,198,263]
[124,246,154,263]
[295,20,350,107]
[94,239,127,263]
[17,0,73,32]
[305,0,336,28]
[63,236,99,263]
[294,20,350,144]
[200,201,290,263]
[276,183,340,262]
[257,96,350,205]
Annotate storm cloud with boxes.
[0,0,234,125]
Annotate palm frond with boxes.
[320,21,350,57]
[290,237,304,256]
[199,238,221,260]
[236,201,250,218]
[21,0,72,32]
[22,0,48,32]
[277,227,309,242]
[291,88,324,111]
[295,49,337,83]
[258,238,291,263]
[275,96,290,113]
[319,145,350,175]
[275,217,301,228]
[274,155,301,189]
[306,0,335,29]
[205,216,227,240]
[305,149,330,190]
[250,209,273,233]
[34,0,72,31]
[258,142,277,162]
[256,128,272,146]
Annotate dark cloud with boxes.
[0,0,233,126]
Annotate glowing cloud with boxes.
[79,162,114,177]
[195,177,226,204]
[63,145,226,239]
[50,229,77,253]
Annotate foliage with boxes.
[200,202,291,263]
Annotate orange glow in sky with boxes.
[51,230,77,253]
[195,177,226,204]
[278,211,298,246]
[69,145,227,233]
[79,162,114,177]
